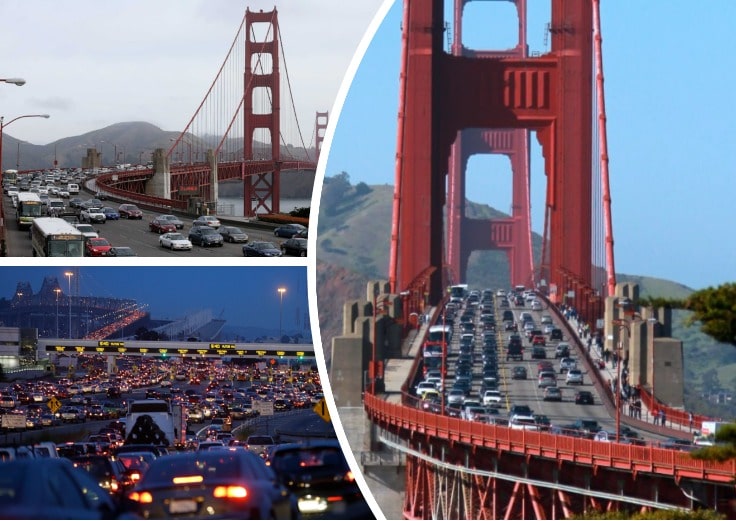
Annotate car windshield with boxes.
[254,242,276,249]
[89,239,110,246]
[77,225,94,232]
[226,227,243,234]
[168,233,185,240]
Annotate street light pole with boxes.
[54,288,61,337]
[65,271,73,338]
[277,287,286,341]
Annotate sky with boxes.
[0,0,384,146]
[324,1,736,291]
[0,266,308,334]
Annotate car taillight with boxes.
[345,470,355,482]
[130,471,141,482]
[213,486,248,499]
[128,491,153,503]
[110,479,119,492]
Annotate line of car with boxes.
[414,286,640,442]
[43,195,310,256]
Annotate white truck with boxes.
[694,421,730,446]
[125,399,183,448]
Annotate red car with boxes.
[532,335,546,346]
[118,203,143,219]
[85,237,112,256]
[149,218,177,234]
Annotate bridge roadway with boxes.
[3,189,290,258]
[356,290,736,519]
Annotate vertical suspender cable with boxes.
[593,0,616,298]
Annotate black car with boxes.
[273,223,307,238]
[267,440,372,519]
[243,241,282,257]
[0,458,119,519]
[575,391,595,405]
[219,225,249,243]
[124,450,296,519]
[281,237,307,257]
[70,455,135,499]
[189,226,224,247]
[107,246,137,256]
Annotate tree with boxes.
[690,423,736,463]
[640,282,736,346]
[683,283,736,346]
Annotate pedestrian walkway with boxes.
[564,313,696,440]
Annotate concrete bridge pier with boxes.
[147,148,171,199]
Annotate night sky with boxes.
[0,266,308,333]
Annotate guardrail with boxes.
[364,392,735,484]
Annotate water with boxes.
[217,196,311,216]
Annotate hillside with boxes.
[315,175,736,417]
[2,121,315,199]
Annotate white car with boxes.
[509,414,540,431]
[566,369,584,385]
[74,224,99,240]
[159,232,193,251]
[80,207,106,224]
[482,390,503,405]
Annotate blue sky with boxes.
[0,266,308,333]
[325,1,736,291]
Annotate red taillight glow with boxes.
[130,471,141,482]
[213,486,248,499]
[128,491,153,503]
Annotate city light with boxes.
[277,287,286,340]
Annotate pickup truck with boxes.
[80,207,106,224]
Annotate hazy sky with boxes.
[0,0,383,146]
[324,1,736,291]
[0,266,308,333]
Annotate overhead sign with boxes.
[313,398,331,423]
[47,344,310,358]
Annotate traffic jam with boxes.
[0,356,373,519]
[3,168,308,258]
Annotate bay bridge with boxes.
[327,1,736,518]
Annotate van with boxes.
[67,183,79,195]
[46,198,65,215]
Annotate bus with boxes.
[2,169,18,186]
[30,217,84,257]
[15,192,43,229]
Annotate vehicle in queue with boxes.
[159,232,192,250]
[80,207,106,224]
[118,203,143,219]
[15,192,43,229]
[273,222,307,238]
[189,226,224,247]
[125,399,183,448]
[30,217,85,257]
[148,217,177,234]
[124,450,296,519]
[280,237,307,257]
[242,241,282,257]
[192,215,221,229]
[84,237,113,257]
[217,225,248,243]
